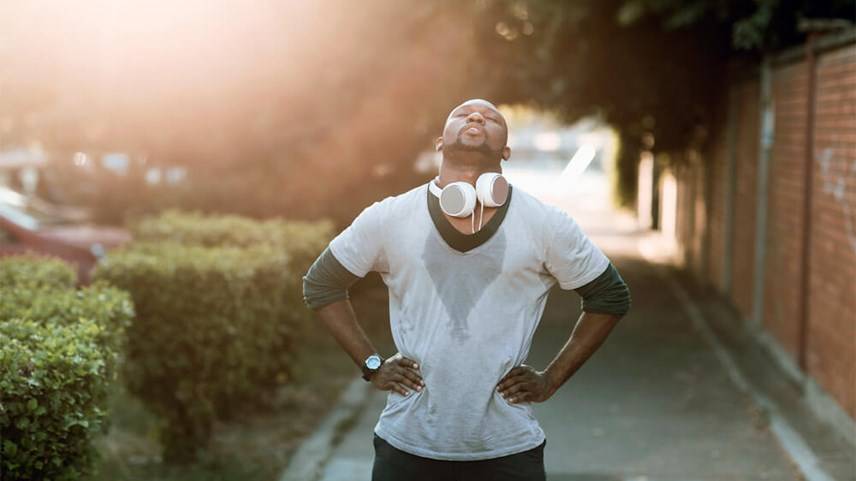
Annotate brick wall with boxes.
[807,44,856,420]
[659,34,856,421]
[763,60,809,358]
[729,79,760,321]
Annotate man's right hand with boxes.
[370,352,424,395]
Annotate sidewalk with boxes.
[282,173,856,481]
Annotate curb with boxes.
[279,377,371,481]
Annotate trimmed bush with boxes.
[130,209,332,275]
[131,209,284,247]
[0,258,133,481]
[0,283,134,381]
[93,242,301,462]
[0,255,76,290]
[0,319,107,481]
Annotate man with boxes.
[303,99,631,480]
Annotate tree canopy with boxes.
[0,0,851,221]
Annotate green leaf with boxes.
[16,416,30,429]
[3,440,17,455]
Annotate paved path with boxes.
[286,171,855,481]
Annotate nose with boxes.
[466,111,485,125]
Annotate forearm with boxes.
[315,299,378,368]
[542,311,620,396]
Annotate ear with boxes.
[501,145,511,161]
[434,137,444,152]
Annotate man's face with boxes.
[437,99,511,162]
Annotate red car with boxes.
[0,187,131,284]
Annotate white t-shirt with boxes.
[329,180,610,461]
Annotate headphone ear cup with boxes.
[476,173,509,208]
[439,182,477,217]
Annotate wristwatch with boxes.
[361,353,384,382]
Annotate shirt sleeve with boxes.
[543,207,610,290]
[574,262,631,316]
[328,199,389,278]
[302,246,361,310]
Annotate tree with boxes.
[0,0,851,219]
[467,0,853,204]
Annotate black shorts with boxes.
[371,434,546,481]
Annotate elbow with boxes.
[612,284,631,317]
[301,274,319,310]
[612,283,632,317]
[302,274,318,310]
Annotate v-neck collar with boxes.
[425,181,513,253]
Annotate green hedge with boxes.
[130,209,332,274]
[0,283,134,381]
[93,242,303,462]
[0,255,77,289]
[0,258,133,481]
[0,320,106,481]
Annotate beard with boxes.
[443,137,503,165]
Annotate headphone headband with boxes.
[428,178,444,199]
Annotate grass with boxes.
[88,275,393,481]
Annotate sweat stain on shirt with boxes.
[420,229,507,343]
[327,181,610,460]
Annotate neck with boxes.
[437,157,501,188]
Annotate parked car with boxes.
[0,186,131,284]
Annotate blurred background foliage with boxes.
[0,0,852,222]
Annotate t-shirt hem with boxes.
[373,425,546,461]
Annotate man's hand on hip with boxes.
[370,352,424,396]
[496,365,554,404]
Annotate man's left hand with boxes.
[496,365,554,404]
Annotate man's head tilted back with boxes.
[435,99,512,166]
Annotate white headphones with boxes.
[429,173,509,233]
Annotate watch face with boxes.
[366,355,382,370]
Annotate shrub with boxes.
[0,319,110,481]
[130,209,332,276]
[0,269,132,481]
[131,209,284,247]
[92,242,301,462]
[276,220,335,275]
[0,255,76,290]
[0,283,134,381]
